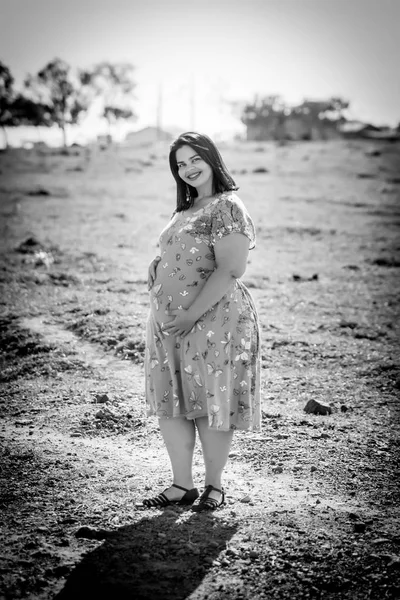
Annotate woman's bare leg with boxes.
[195,416,234,502]
[158,417,196,500]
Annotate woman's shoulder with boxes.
[215,190,248,213]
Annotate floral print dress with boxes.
[145,191,261,432]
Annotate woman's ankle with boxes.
[204,481,222,491]
[172,480,195,491]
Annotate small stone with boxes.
[249,550,259,559]
[340,405,348,412]
[75,526,98,539]
[304,399,332,415]
[348,512,359,520]
[53,564,73,578]
[36,526,49,533]
[379,553,394,562]
[60,516,77,525]
[75,526,109,540]
[221,557,230,566]
[240,495,252,503]
[95,393,110,403]
[272,466,283,474]
[388,557,400,569]
[55,538,70,547]
[354,522,366,533]
[310,466,317,472]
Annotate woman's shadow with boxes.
[55,508,238,600]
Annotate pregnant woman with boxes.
[143,132,261,511]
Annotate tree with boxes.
[24,58,90,146]
[83,62,137,135]
[0,62,15,148]
[10,95,52,129]
[324,97,349,122]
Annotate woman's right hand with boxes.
[147,256,161,291]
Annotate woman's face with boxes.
[175,145,213,191]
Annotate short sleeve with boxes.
[210,193,256,250]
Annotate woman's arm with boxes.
[163,233,250,336]
[188,233,249,321]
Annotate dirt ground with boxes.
[0,139,399,600]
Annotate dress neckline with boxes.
[181,193,223,220]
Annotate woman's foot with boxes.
[191,485,225,511]
[143,484,198,508]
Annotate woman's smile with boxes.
[186,170,202,181]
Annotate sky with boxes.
[1,0,399,142]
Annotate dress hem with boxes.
[146,411,261,432]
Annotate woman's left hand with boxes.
[163,308,196,337]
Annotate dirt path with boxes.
[1,314,399,600]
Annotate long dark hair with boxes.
[169,132,238,212]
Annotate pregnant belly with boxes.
[150,271,206,315]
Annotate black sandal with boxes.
[142,484,199,508]
[191,485,225,512]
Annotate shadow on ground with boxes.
[55,510,238,600]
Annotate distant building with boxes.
[245,116,341,141]
[338,121,400,141]
[245,109,345,141]
[337,121,380,139]
[123,126,173,147]
[243,98,349,141]
[363,128,400,141]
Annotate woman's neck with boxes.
[195,181,214,202]
[195,193,213,202]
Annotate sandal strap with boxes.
[202,485,223,497]
[201,498,220,509]
[171,483,190,492]
[143,492,169,507]
[143,485,193,508]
